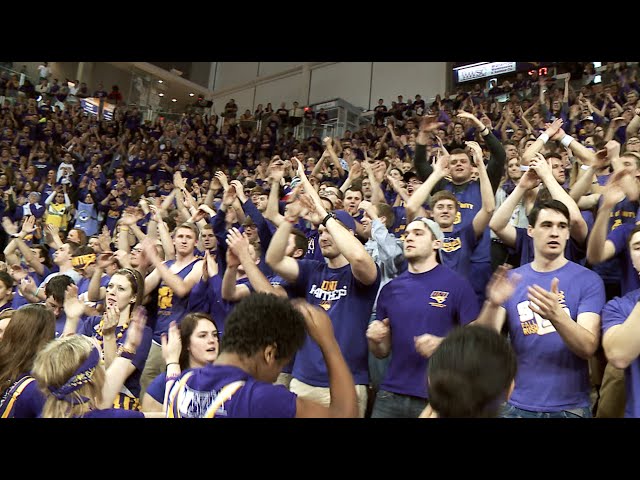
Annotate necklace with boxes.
[95,318,130,357]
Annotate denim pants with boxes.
[370,390,427,418]
[499,403,592,418]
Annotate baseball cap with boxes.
[333,209,356,232]
[582,115,595,123]
[412,216,444,242]
[403,171,418,183]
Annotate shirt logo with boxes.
[429,290,449,308]
[441,237,462,253]
[309,280,348,311]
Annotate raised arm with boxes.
[530,153,588,245]
[489,170,540,248]
[405,149,449,222]
[296,159,378,285]
[467,141,496,237]
[586,172,628,265]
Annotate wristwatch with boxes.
[321,213,335,227]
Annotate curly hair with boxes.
[220,293,306,361]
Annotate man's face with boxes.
[629,231,640,274]
[403,221,438,261]
[449,153,473,183]
[344,190,363,215]
[527,208,570,260]
[505,144,518,160]
[549,157,566,184]
[200,230,217,251]
[254,194,269,212]
[54,244,71,265]
[88,237,101,253]
[318,225,343,259]
[627,137,640,153]
[432,199,457,229]
[45,295,64,319]
[173,227,197,255]
[620,154,640,178]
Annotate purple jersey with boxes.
[168,365,297,418]
[601,289,640,417]
[376,265,480,398]
[504,261,605,412]
[292,260,381,387]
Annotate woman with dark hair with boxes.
[420,325,517,418]
[141,312,219,412]
[0,304,55,418]
[62,268,152,411]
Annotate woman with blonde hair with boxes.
[32,309,152,418]
[0,304,55,418]
[63,268,152,411]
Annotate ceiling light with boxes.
[171,98,177,102]
[158,93,164,97]
[158,80,163,84]
[189,93,195,97]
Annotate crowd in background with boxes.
[2,61,640,419]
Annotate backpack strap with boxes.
[0,376,36,419]
[203,381,245,418]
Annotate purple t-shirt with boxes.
[504,261,605,412]
[601,289,640,417]
[168,365,296,418]
[440,223,477,278]
[376,265,480,398]
[292,260,381,387]
[607,222,640,296]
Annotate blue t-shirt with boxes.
[376,265,480,398]
[168,364,297,418]
[504,261,605,412]
[0,375,44,418]
[292,259,381,387]
[607,221,640,296]
[601,289,640,417]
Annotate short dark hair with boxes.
[428,325,517,418]
[64,241,81,257]
[0,271,13,289]
[45,274,75,304]
[291,228,308,258]
[220,293,306,361]
[527,199,570,228]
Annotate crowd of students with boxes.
[1,61,640,418]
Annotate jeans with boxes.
[499,403,592,418]
[371,390,427,418]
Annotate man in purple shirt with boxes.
[475,199,605,417]
[367,217,480,417]
[267,162,380,417]
[601,224,640,417]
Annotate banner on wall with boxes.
[454,62,517,83]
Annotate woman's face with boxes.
[188,319,219,368]
[105,273,135,312]
[507,158,522,181]
[55,193,65,203]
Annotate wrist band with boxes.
[166,362,180,368]
[560,135,574,147]
[321,213,334,227]
[117,345,136,360]
[539,133,550,144]
[580,164,592,171]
